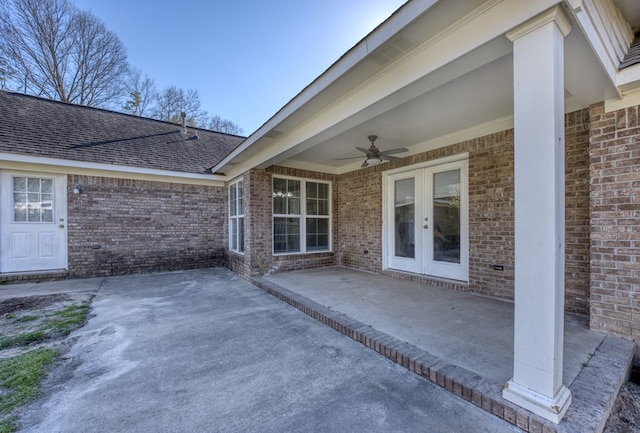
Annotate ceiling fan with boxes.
[337,135,409,167]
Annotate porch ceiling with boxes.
[216,0,635,178]
[275,25,615,175]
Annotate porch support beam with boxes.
[504,6,572,424]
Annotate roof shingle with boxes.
[620,33,640,69]
[0,91,245,174]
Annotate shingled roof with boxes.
[0,91,245,175]
[620,33,640,69]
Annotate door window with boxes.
[13,177,54,223]
[394,177,415,259]
[433,170,461,264]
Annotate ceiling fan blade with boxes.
[381,154,402,161]
[355,146,374,155]
[334,156,365,160]
[361,160,369,168]
[380,147,409,155]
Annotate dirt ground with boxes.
[0,293,638,431]
[603,370,640,433]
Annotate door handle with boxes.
[423,224,429,229]
[59,224,65,228]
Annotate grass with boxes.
[0,303,90,350]
[43,304,90,335]
[0,301,91,432]
[0,348,59,413]
[0,419,18,433]
[0,332,45,350]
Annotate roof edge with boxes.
[0,153,227,186]
[212,0,437,173]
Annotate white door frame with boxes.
[0,170,68,273]
[382,154,469,281]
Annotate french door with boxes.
[385,159,468,281]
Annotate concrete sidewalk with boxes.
[18,268,519,433]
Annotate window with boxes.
[229,179,244,253]
[273,177,330,254]
[13,177,54,223]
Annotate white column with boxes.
[504,6,572,424]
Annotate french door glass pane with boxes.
[433,169,461,263]
[394,178,415,259]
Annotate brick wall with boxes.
[226,167,338,277]
[565,109,591,315]
[334,132,518,300]
[224,112,591,313]
[336,168,383,271]
[67,175,226,277]
[334,111,590,310]
[589,103,640,340]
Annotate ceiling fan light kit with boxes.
[356,135,409,168]
[337,135,409,168]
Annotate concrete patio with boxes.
[255,266,636,433]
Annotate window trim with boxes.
[272,175,332,255]
[228,178,245,254]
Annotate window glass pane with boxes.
[394,178,415,258]
[229,184,237,216]
[28,207,39,222]
[433,169,461,264]
[306,182,317,199]
[288,180,300,215]
[42,209,54,223]
[318,183,328,200]
[237,181,244,215]
[41,179,53,193]
[306,182,329,216]
[273,217,300,253]
[27,178,40,192]
[273,178,287,214]
[238,217,244,253]
[13,177,26,192]
[230,219,238,250]
[306,217,329,251]
[14,193,26,207]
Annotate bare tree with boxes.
[152,86,209,127]
[0,0,128,107]
[209,115,244,135]
[123,68,156,116]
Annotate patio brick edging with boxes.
[252,277,559,433]
[251,276,634,433]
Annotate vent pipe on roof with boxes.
[180,112,187,134]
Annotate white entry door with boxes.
[385,160,468,281]
[0,172,68,272]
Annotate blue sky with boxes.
[71,1,407,134]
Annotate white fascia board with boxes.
[605,85,640,112]
[0,153,226,186]
[569,0,634,94]
[213,0,439,173]
[221,0,559,179]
